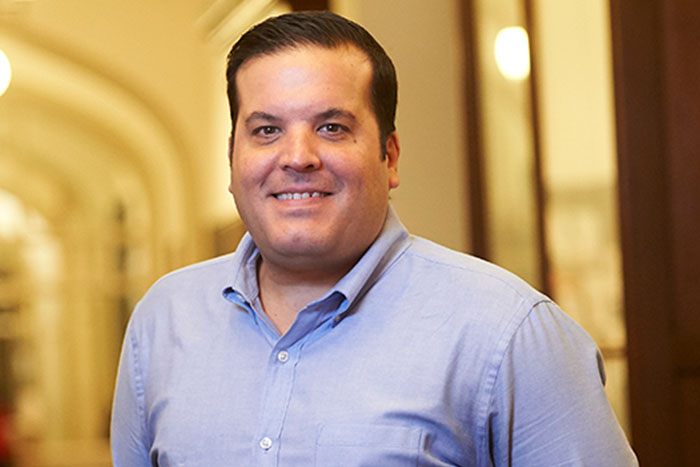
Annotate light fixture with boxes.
[0,49,11,96]
[494,26,531,81]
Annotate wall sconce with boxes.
[0,49,11,96]
[494,26,530,81]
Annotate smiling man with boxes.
[111,11,637,467]
[229,43,399,333]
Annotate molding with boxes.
[197,0,290,51]
[0,28,189,242]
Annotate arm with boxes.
[487,301,638,466]
[111,322,151,467]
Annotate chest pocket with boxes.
[314,423,424,467]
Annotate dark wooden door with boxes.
[610,0,700,464]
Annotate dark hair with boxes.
[226,11,397,155]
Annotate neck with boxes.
[256,257,351,334]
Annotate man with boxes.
[111,11,638,466]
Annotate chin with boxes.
[275,237,334,257]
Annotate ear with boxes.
[385,131,400,189]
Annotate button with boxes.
[259,436,272,450]
[277,350,289,363]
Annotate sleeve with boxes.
[110,319,152,467]
[487,300,638,466]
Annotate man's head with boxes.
[226,14,400,280]
[226,10,398,156]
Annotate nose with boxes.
[278,128,321,172]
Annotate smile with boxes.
[274,192,329,200]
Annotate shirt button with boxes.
[259,436,272,450]
[277,350,289,363]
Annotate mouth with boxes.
[273,191,331,200]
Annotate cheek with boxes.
[228,165,241,196]
[231,153,264,188]
[363,161,390,191]
[344,159,387,190]
[228,161,254,205]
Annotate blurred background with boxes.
[0,0,697,465]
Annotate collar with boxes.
[222,205,411,322]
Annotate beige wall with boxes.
[532,0,628,436]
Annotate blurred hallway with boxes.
[4,0,693,465]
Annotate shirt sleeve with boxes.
[110,319,151,467]
[487,300,638,466]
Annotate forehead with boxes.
[239,42,372,75]
[235,44,373,110]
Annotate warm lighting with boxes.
[494,27,530,80]
[0,49,11,96]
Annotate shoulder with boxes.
[376,235,560,374]
[129,253,237,328]
[400,237,595,366]
[399,236,548,313]
[389,236,585,385]
[146,253,236,297]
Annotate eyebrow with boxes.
[243,111,281,126]
[317,108,357,122]
[243,108,358,126]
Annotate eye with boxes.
[318,123,349,137]
[253,125,280,136]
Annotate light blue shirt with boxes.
[111,207,637,466]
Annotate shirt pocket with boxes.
[314,422,423,467]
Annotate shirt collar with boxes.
[329,206,410,312]
[224,205,411,316]
[225,230,261,305]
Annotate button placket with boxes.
[254,344,299,464]
[255,302,341,464]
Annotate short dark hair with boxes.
[226,11,398,155]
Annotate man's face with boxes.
[229,44,400,275]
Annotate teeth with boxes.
[275,192,326,200]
